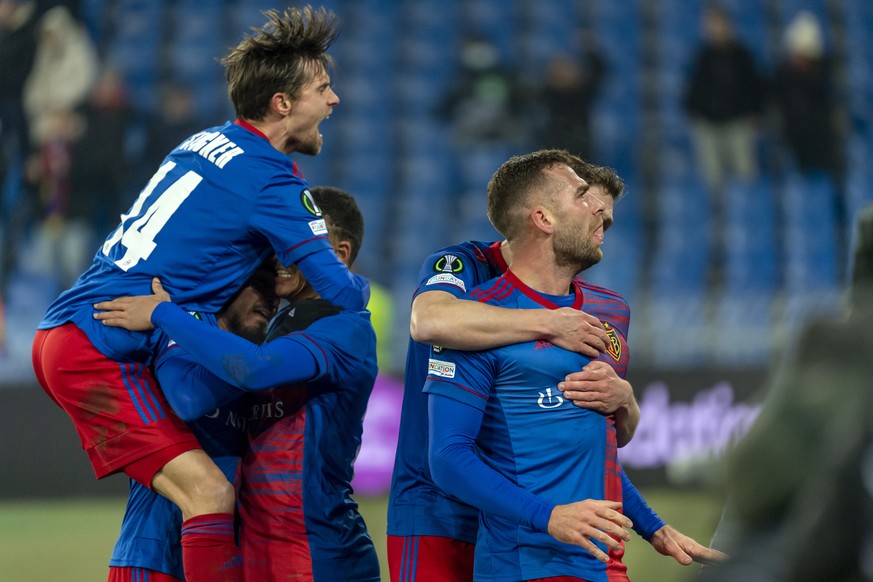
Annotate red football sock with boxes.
[180,513,242,582]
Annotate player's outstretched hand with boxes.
[547,308,609,358]
[648,524,728,566]
[547,500,632,563]
[93,277,170,331]
[558,361,632,415]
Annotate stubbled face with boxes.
[283,63,339,156]
[219,269,278,344]
[547,165,611,272]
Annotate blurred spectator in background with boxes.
[25,108,85,290]
[771,11,841,179]
[439,33,528,232]
[23,5,97,147]
[68,67,133,246]
[0,0,36,185]
[0,0,38,342]
[0,0,37,187]
[535,30,605,160]
[438,34,527,148]
[684,4,764,195]
[143,82,203,173]
[22,4,97,291]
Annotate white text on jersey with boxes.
[178,131,245,169]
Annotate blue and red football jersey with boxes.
[388,240,662,556]
[39,120,366,362]
[239,300,380,581]
[387,241,507,543]
[424,271,623,581]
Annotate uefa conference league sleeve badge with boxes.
[426,253,466,291]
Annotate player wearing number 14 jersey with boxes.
[31,8,366,582]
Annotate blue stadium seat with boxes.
[108,0,165,113]
[712,291,774,366]
[517,0,580,77]
[845,135,873,223]
[458,0,520,63]
[455,144,512,194]
[583,221,642,304]
[720,0,771,66]
[646,293,710,367]
[722,179,780,292]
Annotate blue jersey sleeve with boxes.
[154,343,246,421]
[151,302,320,390]
[274,308,377,387]
[413,245,488,301]
[428,393,554,532]
[253,177,333,265]
[295,249,370,311]
[150,302,374,391]
[621,468,665,540]
[255,179,369,311]
[422,346,497,409]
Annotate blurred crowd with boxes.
[0,0,215,352]
[0,0,856,363]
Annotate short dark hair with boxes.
[487,149,578,240]
[569,157,624,199]
[310,186,364,266]
[221,6,340,120]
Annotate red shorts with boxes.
[107,566,183,582]
[32,323,200,486]
[387,535,474,582]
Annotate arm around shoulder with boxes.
[411,290,606,355]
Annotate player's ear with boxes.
[271,92,293,116]
[530,205,555,234]
[333,240,353,266]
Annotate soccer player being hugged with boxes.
[107,262,278,582]
[96,187,380,582]
[32,9,366,582]
[389,150,725,581]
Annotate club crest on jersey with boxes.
[433,254,464,274]
[301,189,322,216]
[604,323,621,361]
[428,358,456,378]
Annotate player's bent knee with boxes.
[151,450,236,518]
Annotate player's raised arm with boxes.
[411,289,609,357]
